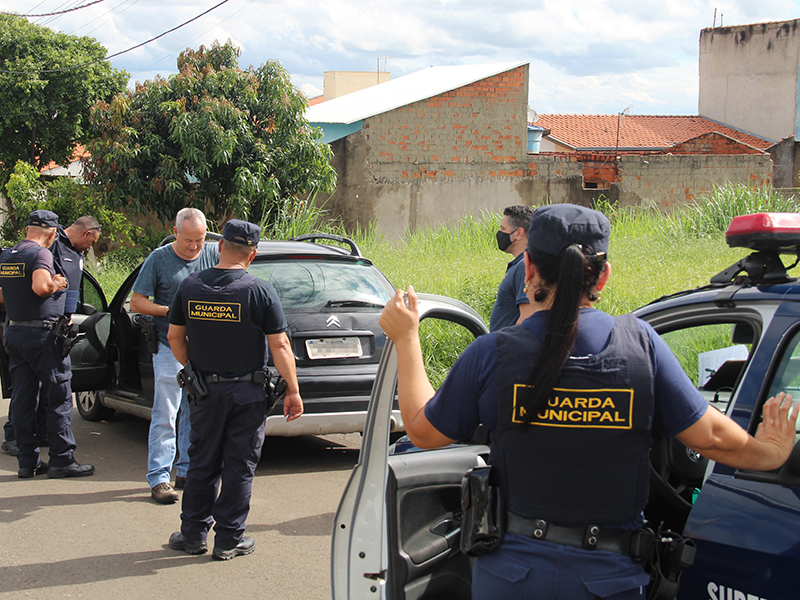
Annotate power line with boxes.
[67,0,139,38]
[127,0,254,81]
[0,0,231,74]
[6,0,106,18]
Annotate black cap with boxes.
[528,204,610,257]
[222,219,260,246]
[28,209,59,228]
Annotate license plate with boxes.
[305,337,363,360]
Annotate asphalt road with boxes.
[0,396,362,600]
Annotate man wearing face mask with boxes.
[489,205,534,332]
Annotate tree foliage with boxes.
[0,14,127,217]
[86,41,337,227]
[2,160,138,246]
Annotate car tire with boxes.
[76,390,115,421]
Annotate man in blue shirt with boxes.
[130,208,219,504]
[489,205,533,331]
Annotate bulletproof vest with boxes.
[490,314,654,526]
[52,228,83,314]
[0,240,66,321]
[181,272,266,374]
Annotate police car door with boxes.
[677,309,800,600]
[332,294,489,600]
[69,270,111,392]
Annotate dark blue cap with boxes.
[28,209,59,228]
[528,204,610,257]
[222,219,260,246]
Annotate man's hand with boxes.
[53,274,68,290]
[754,392,799,467]
[379,286,420,347]
[283,392,303,422]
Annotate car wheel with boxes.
[76,390,115,421]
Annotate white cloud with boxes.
[3,0,800,114]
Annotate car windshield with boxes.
[249,259,392,312]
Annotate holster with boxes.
[177,362,209,401]
[266,372,287,416]
[645,525,696,600]
[460,464,506,556]
[133,314,159,354]
[53,315,82,358]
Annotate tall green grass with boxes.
[90,184,799,386]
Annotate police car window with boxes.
[79,274,104,314]
[740,326,800,486]
[659,323,753,412]
[249,260,392,312]
[419,319,475,388]
[766,327,800,416]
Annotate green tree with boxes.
[2,160,137,246]
[0,14,128,227]
[86,41,336,228]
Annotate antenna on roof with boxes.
[614,105,633,159]
[528,107,539,124]
[376,55,391,83]
[713,8,717,27]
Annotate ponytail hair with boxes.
[522,244,607,420]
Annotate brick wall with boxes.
[362,65,529,182]
[669,132,766,155]
[317,149,773,238]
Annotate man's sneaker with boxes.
[18,460,48,479]
[168,531,207,555]
[47,461,95,478]
[2,440,18,456]
[174,476,186,489]
[151,482,179,504]
[212,537,255,561]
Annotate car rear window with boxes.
[249,259,393,312]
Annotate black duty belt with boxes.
[8,319,57,330]
[507,512,650,558]
[203,371,267,385]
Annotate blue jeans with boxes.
[146,342,191,488]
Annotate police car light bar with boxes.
[726,213,800,254]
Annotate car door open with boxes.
[332,293,488,600]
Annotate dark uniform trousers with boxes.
[4,327,76,469]
[180,381,267,549]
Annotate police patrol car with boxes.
[333,213,800,600]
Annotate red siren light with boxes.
[725,213,800,253]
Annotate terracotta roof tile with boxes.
[40,145,88,173]
[536,115,771,151]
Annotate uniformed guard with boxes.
[166,219,303,560]
[379,203,798,599]
[2,215,102,456]
[0,210,95,479]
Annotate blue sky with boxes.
[4,0,800,115]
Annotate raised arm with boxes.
[379,286,456,449]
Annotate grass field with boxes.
[87,184,800,385]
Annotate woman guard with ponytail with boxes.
[380,203,798,600]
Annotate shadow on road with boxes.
[248,512,335,537]
[0,487,150,523]
[0,548,223,594]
